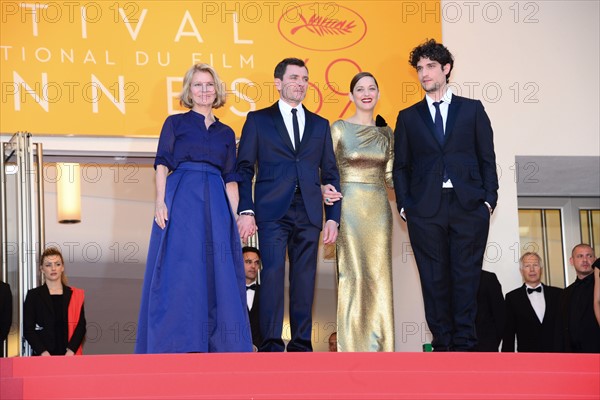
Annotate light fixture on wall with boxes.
[56,162,81,224]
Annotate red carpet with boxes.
[1,352,599,399]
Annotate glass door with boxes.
[1,132,45,356]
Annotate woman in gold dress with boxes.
[325,72,395,351]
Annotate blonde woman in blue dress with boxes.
[324,72,395,351]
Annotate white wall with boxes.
[443,0,599,282]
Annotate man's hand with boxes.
[322,220,338,244]
[237,214,257,243]
[322,184,343,206]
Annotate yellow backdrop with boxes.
[0,1,441,136]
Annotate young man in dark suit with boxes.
[243,246,261,350]
[502,252,562,352]
[236,58,341,352]
[393,39,499,351]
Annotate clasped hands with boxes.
[322,184,343,206]
[237,214,256,243]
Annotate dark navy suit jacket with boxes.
[393,95,498,217]
[236,102,341,227]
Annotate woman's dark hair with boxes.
[242,246,261,259]
[409,39,454,83]
[349,72,379,93]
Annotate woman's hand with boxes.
[154,201,168,229]
[321,184,343,206]
[154,165,169,229]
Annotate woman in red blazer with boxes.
[24,247,86,356]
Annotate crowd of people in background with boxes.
[1,39,599,356]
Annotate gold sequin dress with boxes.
[331,119,395,352]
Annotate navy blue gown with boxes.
[135,110,252,353]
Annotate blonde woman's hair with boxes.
[179,63,226,109]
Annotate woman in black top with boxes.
[24,247,86,356]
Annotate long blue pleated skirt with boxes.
[135,162,252,353]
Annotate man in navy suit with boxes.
[393,39,499,351]
[502,252,562,352]
[237,58,341,352]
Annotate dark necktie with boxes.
[246,284,257,291]
[432,101,449,182]
[527,286,542,294]
[291,108,301,152]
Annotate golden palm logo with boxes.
[278,3,367,52]
[291,14,357,36]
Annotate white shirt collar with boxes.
[278,99,303,115]
[525,283,543,290]
[425,87,453,107]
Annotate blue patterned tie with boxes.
[433,101,449,182]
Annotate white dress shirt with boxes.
[425,88,453,188]
[246,280,257,310]
[525,284,546,323]
[278,99,305,149]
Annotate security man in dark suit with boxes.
[243,246,262,350]
[502,252,562,352]
[555,244,600,353]
[474,270,505,351]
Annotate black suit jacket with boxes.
[23,284,86,355]
[237,102,341,228]
[393,95,498,218]
[0,281,12,357]
[247,284,261,348]
[475,271,505,351]
[502,283,562,352]
[555,274,600,353]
